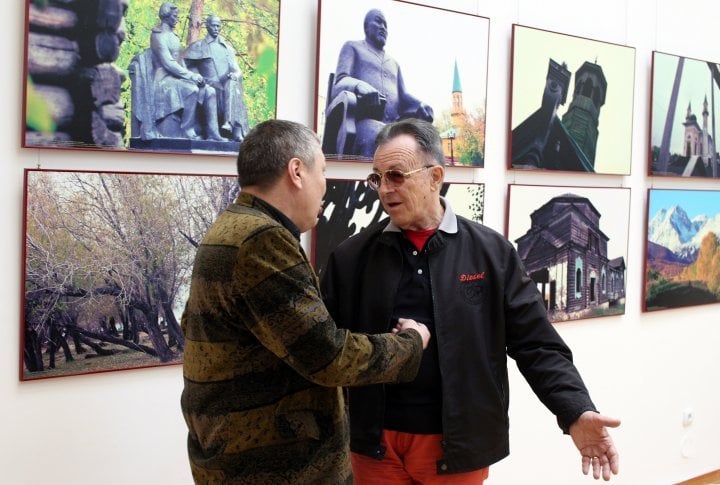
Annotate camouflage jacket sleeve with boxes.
[235,225,422,386]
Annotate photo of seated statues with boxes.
[185,15,250,143]
[23,0,279,155]
[316,0,489,165]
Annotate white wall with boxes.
[2,1,719,484]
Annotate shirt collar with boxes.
[236,192,301,240]
[383,197,458,234]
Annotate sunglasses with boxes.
[366,166,434,191]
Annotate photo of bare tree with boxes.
[22,169,239,380]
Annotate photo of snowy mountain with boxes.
[644,188,720,311]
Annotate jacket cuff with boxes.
[395,329,423,382]
[558,404,598,434]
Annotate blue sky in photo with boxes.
[649,189,720,220]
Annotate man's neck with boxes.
[241,186,298,229]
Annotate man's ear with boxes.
[430,165,445,189]
[287,157,303,189]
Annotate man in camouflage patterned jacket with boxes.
[180,119,430,484]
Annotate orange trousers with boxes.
[351,430,489,484]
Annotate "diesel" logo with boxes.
[459,272,485,282]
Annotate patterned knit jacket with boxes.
[181,192,423,484]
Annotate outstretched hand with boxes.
[569,411,621,481]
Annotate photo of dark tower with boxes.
[561,61,607,168]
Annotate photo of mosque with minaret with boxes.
[650,51,720,178]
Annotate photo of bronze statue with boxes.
[184,15,250,143]
[23,0,278,156]
[316,0,489,165]
[323,8,434,159]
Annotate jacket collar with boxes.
[235,191,301,240]
[382,197,458,234]
[204,35,229,48]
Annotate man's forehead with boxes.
[374,143,419,169]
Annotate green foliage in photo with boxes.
[117,0,279,143]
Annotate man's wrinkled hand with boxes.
[392,318,430,349]
[570,411,621,481]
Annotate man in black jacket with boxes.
[321,118,620,483]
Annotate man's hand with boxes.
[392,318,430,349]
[190,72,205,86]
[354,80,380,97]
[569,411,621,481]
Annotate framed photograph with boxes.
[23,0,279,156]
[506,184,631,323]
[509,25,635,175]
[315,0,489,166]
[22,168,239,380]
[644,188,720,312]
[649,51,720,178]
[312,179,485,276]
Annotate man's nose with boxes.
[378,177,393,194]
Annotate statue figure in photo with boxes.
[130,2,223,141]
[185,15,250,142]
[324,9,434,158]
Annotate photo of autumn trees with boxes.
[22,170,239,379]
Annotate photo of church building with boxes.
[509,25,635,175]
[508,186,630,322]
[650,51,720,177]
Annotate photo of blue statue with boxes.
[316,0,489,165]
[322,8,433,159]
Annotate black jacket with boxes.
[320,204,597,474]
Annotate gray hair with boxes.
[375,118,445,166]
[236,119,319,188]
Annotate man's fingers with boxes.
[592,456,601,479]
[598,414,621,428]
[600,455,611,481]
[581,455,591,476]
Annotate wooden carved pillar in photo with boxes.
[73,0,128,148]
[26,4,79,146]
[26,0,128,149]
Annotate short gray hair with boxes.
[375,118,445,166]
[236,120,319,188]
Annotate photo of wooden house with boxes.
[507,185,630,322]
